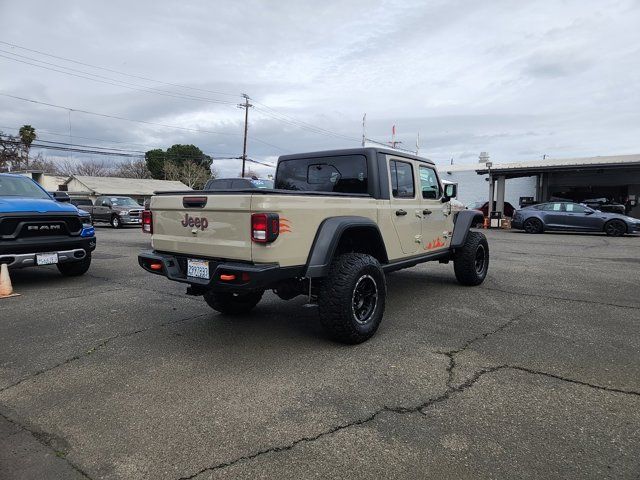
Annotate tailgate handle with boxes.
[183,196,208,208]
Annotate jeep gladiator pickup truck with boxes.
[80,196,144,228]
[139,148,487,343]
[0,174,96,275]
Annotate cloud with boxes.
[1,0,639,178]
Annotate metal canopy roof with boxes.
[476,153,640,176]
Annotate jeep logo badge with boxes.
[181,213,208,231]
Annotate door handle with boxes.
[423,209,432,215]
[395,209,407,216]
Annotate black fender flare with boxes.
[450,210,484,249]
[304,216,387,278]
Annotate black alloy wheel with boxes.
[523,218,543,234]
[474,243,487,275]
[604,219,626,237]
[351,274,379,325]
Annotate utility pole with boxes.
[238,93,252,177]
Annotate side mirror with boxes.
[442,183,457,202]
[51,191,70,202]
[585,209,594,215]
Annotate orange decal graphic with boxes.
[279,217,292,234]
[424,237,446,250]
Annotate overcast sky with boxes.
[1,0,639,177]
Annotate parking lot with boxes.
[1,227,639,479]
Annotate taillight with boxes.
[251,213,279,243]
[142,210,153,234]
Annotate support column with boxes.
[488,174,494,216]
[496,175,506,215]
[541,173,549,202]
[536,174,543,202]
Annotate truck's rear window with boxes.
[275,155,368,194]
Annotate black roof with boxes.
[278,147,435,166]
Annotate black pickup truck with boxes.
[0,174,96,276]
[74,196,144,228]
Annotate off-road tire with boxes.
[604,219,626,237]
[454,231,489,286]
[318,253,386,344]
[203,290,263,315]
[110,215,121,228]
[57,255,92,277]
[523,217,543,234]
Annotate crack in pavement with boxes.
[479,285,640,310]
[175,365,506,480]
[176,305,639,479]
[438,308,536,387]
[0,409,93,480]
[0,311,209,478]
[177,362,640,480]
[0,312,209,395]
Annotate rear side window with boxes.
[275,155,368,194]
[543,203,562,211]
[565,203,588,213]
[204,179,231,190]
[230,179,251,189]
[390,160,414,198]
[250,179,274,189]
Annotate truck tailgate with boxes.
[150,194,252,261]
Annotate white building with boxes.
[16,171,69,192]
[63,175,190,204]
[437,163,536,208]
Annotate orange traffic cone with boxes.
[0,263,19,298]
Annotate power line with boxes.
[0,50,237,106]
[0,40,239,98]
[0,124,240,156]
[253,102,361,143]
[0,92,240,136]
[1,40,361,145]
[1,93,291,153]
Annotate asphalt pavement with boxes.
[1,226,639,479]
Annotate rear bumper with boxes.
[138,250,303,292]
[0,236,96,269]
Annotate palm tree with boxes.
[18,125,37,169]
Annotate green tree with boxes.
[165,144,212,170]
[18,125,37,168]
[145,149,166,179]
[145,144,212,180]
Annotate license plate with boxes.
[36,253,59,265]
[187,258,209,279]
